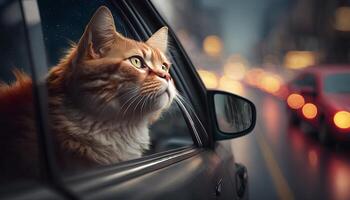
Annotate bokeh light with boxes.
[203,35,223,57]
[223,62,246,80]
[284,51,316,69]
[333,111,350,129]
[287,93,305,109]
[197,70,218,89]
[335,7,350,32]
[218,75,244,95]
[259,74,282,94]
[245,68,265,87]
[302,103,318,119]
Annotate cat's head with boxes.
[54,6,176,123]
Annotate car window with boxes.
[37,0,194,175]
[0,0,43,186]
[293,73,316,89]
[324,72,350,93]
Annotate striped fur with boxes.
[0,6,175,175]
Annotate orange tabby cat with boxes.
[0,6,176,178]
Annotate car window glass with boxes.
[292,76,305,87]
[37,0,193,175]
[147,103,193,154]
[294,74,316,89]
[303,74,316,88]
[0,0,43,186]
[324,73,350,93]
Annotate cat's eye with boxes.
[161,64,168,71]
[129,56,145,69]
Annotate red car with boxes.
[286,66,350,145]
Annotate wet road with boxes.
[231,88,350,200]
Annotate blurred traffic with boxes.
[153,0,350,199]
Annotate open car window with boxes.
[37,0,194,176]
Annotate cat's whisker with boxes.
[146,93,155,111]
[119,90,138,114]
[173,96,203,144]
[174,94,208,138]
[143,92,154,114]
[119,88,138,100]
[131,95,144,117]
[175,94,196,111]
[147,93,154,107]
[119,91,136,108]
[120,95,137,115]
[118,87,138,98]
[118,90,137,103]
[151,92,157,102]
[175,93,190,105]
[133,95,146,117]
[140,94,149,115]
[122,93,141,118]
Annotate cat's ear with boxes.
[146,27,168,53]
[76,6,118,60]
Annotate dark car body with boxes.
[0,0,255,199]
[286,66,350,144]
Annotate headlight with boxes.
[333,111,350,129]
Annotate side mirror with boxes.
[208,90,256,140]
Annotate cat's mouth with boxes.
[152,87,172,109]
[156,87,170,98]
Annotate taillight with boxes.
[302,103,317,119]
[287,93,305,109]
[333,111,350,129]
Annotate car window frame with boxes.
[115,0,209,146]
[117,1,202,149]
[17,0,208,196]
[125,0,211,146]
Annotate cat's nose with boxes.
[156,72,171,81]
[162,74,171,81]
[149,68,171,81]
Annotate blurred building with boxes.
[155,0,350,70]
[260,0,350,66]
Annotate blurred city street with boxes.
[152,1,350,198]
[231,86,350,200]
